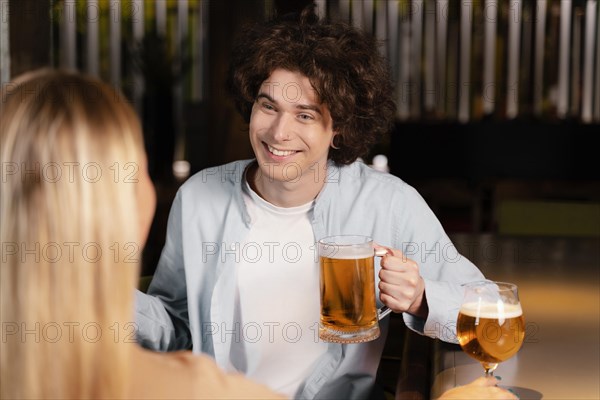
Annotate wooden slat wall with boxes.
[326,0,600,123]
[6,0,598,126]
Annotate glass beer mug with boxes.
[318,235,392,343]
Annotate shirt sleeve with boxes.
[394,185,485,343]
[135,190,193,351]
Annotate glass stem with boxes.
[483,362,498,376]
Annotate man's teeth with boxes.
[268,145,296,156]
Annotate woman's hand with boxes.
[438,377,518,399]
[375,245,428,319]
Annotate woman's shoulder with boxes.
[131,348,284,399]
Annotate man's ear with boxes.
[330,132,340,149]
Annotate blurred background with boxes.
[2,1,599,397]
[2,0,598,272]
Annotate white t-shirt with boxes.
[229,182,328,397]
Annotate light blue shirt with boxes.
[135,159,485,399]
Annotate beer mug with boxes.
[318,235,392,343]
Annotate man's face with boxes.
[249,68,335,186]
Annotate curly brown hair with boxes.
[227,7,396,165]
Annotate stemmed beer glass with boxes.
[456,281,525,376]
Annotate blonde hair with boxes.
[1,69,145,399]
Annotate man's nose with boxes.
[271,113,292,141]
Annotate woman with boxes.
[0,69,282,399]
[0,69,513,400]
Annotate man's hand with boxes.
[376,246,428,319]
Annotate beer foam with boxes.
[319,244,374,259]
[459,302,523,319]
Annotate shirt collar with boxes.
[233,159,342,228]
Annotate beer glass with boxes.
[318,235,392,343]
[456,281,525,376]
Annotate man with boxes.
[135,7,486,399]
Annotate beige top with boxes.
[130,347,285,399]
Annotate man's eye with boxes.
[262,103,275,111]
[298,113,314,121]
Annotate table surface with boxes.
[431,235,600,400]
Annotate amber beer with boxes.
[318,239,380,343]
[457,302,525,365]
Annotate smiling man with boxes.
[135,6,488,400]
[248,69,335,207]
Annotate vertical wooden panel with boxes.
[156,0,166,36]
[132,0,144,114]
[387,0,399,81]
[581,0,597,123]
[375,0,388,58]
[87,0,99,76]
[397,1,411,119]
[506,0,522,119]
[410,0,423,118]
[533,0,547,116]
[61,0,77,70]
[109,0,121,86]
[132,0,143,39]
[458,1,472,122]
[571,9,582,116]
[519,1,532,114]
[173,0,188,161]
[0,0,9,84]
[352,0,364,29]
[483,0,498,116]
[177,0,189,51]
[191,0,207,102]
[363,0,374,33]
[338,0,350,22]
[557,0,572,118]
[446,2,459,119]
[595,0,600,121]
[423,0,435,111]
[436,0,448,116]
[144,0,154,25]
[315,0,326,18]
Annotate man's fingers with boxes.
[378,255,419,272]
[379,269,420,287]
[373,244,393,257]
[373,243,405,258]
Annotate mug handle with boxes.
[375,248,393,320]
